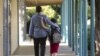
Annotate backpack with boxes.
[53,29,62,43]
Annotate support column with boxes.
[10,0,18,54]
[79,0,83,56]
[74,0,79,55]
[79,0,88,56]
[68,0,71,47]
[61,0,68,45]
[69,0,73,48]
[64,0,68,44]
[3,0,10,56]
[72,0,75,51]
[90,0,95,56]
[0,0,3,56]
[82,0,88,56]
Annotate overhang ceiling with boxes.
[25,0,63,7]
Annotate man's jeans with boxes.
[33,37,47,56]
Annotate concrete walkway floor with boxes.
[11,46,75,56]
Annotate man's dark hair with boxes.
[36,6,42,13]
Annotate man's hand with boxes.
[29,35,33,40]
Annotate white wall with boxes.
[19,0,26,45]
[0,0,3,56]
[11,0,19,54]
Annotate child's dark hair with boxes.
[51,18,57,23]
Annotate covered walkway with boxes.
[12,46,75,56]
[0,0,95,56]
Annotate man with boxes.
[29,6,58,56]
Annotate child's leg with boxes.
[51,53,57,56]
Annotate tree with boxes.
[95,0,100,56]
[26,6,61,33]
[50,5,61,24]
[51,5,61,15]
[88,0,100,56]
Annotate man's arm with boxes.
[44,16,59,27]
[41,17,49,29]
[29,16,34,37]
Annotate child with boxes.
[41,18,60,56]
[49,19,60,56]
